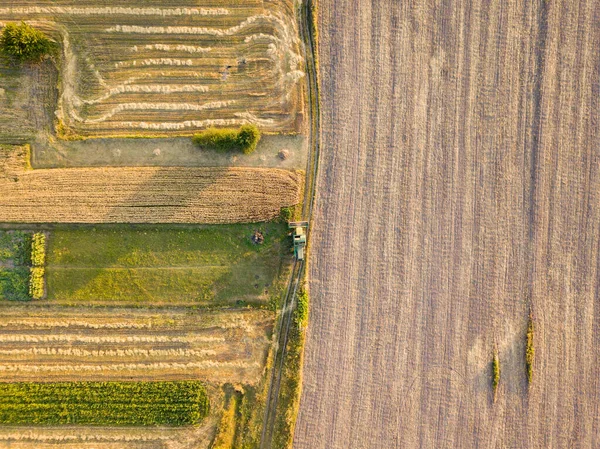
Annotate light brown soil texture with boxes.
[295,0,600,448]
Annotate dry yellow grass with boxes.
[0,0,304,137]
[0,146,303,223]
[0,306,273,384]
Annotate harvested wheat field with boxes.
[0,0,304,137]
[0,146,303,223]
[296,0,600,448]
[0,306,272,384]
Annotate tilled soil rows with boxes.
[295,0,600,448]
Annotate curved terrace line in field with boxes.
[132,44,212,54]
[119,114,276,131]
[104,14,280,36]
[0,334,225,344]
[0,7,229,16]
[0,360,260,373]
[72,100,236,123]
[0,348,218,358]
[78,84,209,105]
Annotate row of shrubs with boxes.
[29,233,46,300]
[192,124,261,155]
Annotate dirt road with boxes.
[295,0,600,447]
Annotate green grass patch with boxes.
[492,351,500,401]
[526,314,534,385]
[47,267,225,303]
[272,286,309,449]
[212,392,239,449]
[46,225,290,305]
[0,381,209,426]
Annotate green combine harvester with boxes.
[289,221,308,260]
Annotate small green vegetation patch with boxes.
[526,314,535,385]
[0,230,30,266]
[0,22,53,62]
[46,224,289,306]
[192,125,261,154]
[492,351,500,401]
[0,267,29,301]
[0,381,209,426]
[0,231,33,301]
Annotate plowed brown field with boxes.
[295,0,600,448]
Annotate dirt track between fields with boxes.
[295,0,600,448]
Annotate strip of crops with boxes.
[0,146,303,224]
[0,381,209,426]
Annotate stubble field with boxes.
[0,0,304,138]
[296,0,600,448]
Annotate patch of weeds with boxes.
[526,313,534,385]
[0,267,30,301]
[492,351,500,402]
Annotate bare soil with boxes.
[295,0,600,448]
[32,134,307,170]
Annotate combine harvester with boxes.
[289,221,308,260]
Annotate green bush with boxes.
[526,314,534,384]
[492,352,500,400]
[295,287,309,329]
[31,232,46,267]
[192,124,261,154]
[236,124,261,154]
[0,381,209,426]
[28,267,44,299]
[279,206,294,223]
[0,22,53,62]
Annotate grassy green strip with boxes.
[526,314,534,385]
[492,351,500,401]
[272,286,309,448]
[0,381,209,426]
[212,393,239,449]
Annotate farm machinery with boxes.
[289,221,308,260]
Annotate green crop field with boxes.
[45,224,290,305]
[0,231,32,301]
[0,381,209,426]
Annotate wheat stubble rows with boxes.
[295,0,599,448]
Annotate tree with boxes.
[236,124,261,154]
[0,22,53,62]
[192,124,261,154]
